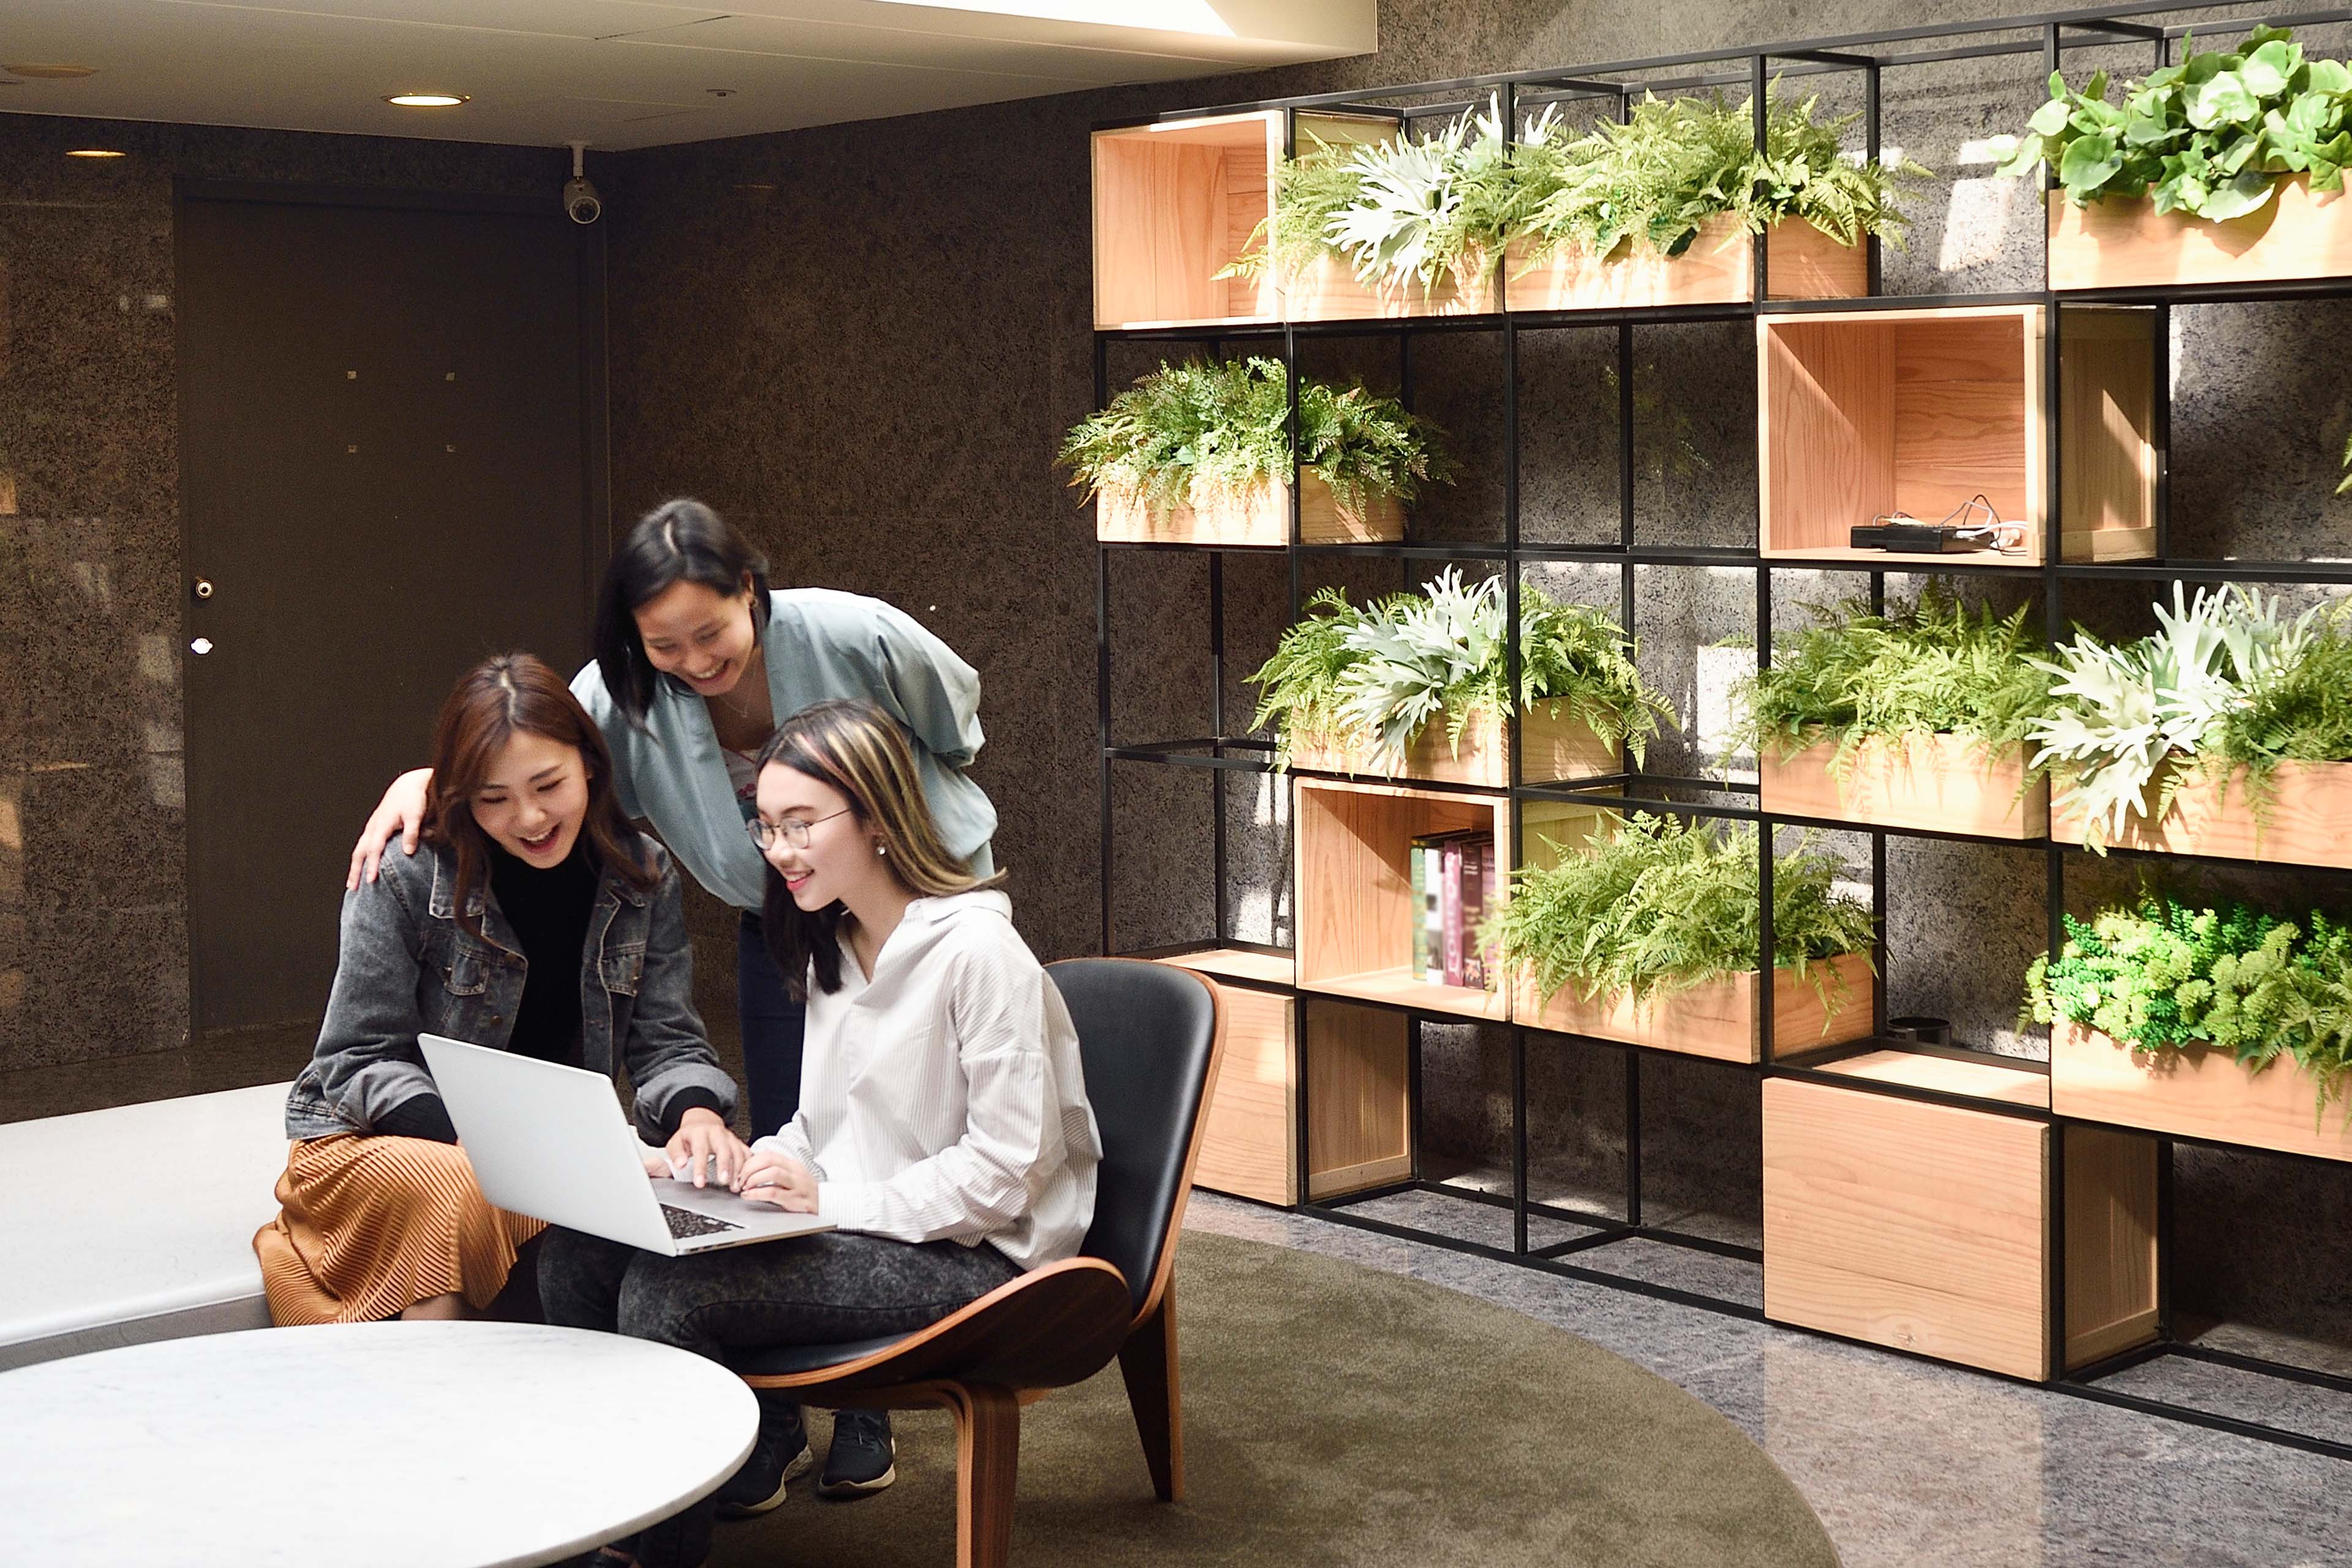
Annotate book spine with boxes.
[1418,836,1446,984]
[1441,839,1464,987]
[1478,838,1499,992]
[1460,835,1488,990]
[1409,839,1428,982]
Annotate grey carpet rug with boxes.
[706,1230,1838,1567]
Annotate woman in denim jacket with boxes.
[255,653,743,1325]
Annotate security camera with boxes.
[564,141,601,225]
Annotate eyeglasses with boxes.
[745,807,853,851]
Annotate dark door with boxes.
[178,189,602,1033]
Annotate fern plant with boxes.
[1491,812,1875,1016]
[1246,568,1670,771]
[1736,586,2053,771]
[1058,358,1455,523]
[2024,894,2352,1120]
[2026,584,2320,850]
[1518,88,1929,262]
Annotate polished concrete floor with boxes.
[6,1033,2347,1567]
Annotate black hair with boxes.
[593,499,773,724]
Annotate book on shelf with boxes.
[1410,833,1446,982]
[1462,837,1496,990]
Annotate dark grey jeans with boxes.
[539,1226,1022,1568]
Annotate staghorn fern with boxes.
[2026,584,2318,850]
[1248,568,1670,771]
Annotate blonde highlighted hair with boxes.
[755,698,1002,996]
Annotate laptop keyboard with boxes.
[662,1203,743,1240]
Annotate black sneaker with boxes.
[715,1412,813,1518]
[816,1408,896,1499]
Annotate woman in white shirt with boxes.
[538,699,1099,1568]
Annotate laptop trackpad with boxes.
[652,1178,808,1231]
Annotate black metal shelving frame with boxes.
[1093,1,2352,1464]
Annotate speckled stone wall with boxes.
[0,115,570,1071]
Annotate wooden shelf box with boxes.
[2049,174,2352,292]
[1150,959,1414,1205]
[1502,215,1867,312]
[1758,732,2049,840]
[1093,110,1473,330]
[1285,702,1617,788]
[2050,1021,2352,1166]
[1095,470,1403,547]
[1092,111,1283,331]
[1293,777,1515,1022]
[1757,304,2157,568]
[1515,952,1875,1063]
[2051,760,2352,871]
[1763,1075,2160,1379]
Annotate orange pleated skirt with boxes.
[254,1134,546,1325]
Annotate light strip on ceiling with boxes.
[862,1,1237,36]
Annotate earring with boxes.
[875,843,887,858]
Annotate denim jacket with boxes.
[282,834,736,1142]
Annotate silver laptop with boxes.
[419,1033,831,1256]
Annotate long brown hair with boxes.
[756,698,1002,998]
[421,652,656,934]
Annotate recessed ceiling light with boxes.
[4,62,99,79]
[66,148,126,159]
[385,92,469,108]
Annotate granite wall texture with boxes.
[2,0,2348,1347]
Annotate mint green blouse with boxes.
[570,589,997,911]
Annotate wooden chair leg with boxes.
[951,1384,1022,1568]
[1118,1274,1184,1503]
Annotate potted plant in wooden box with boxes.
[1505,89,1924,310]
[1248,568,1670,786]
[2029,584,2352,867]
[1493,813,1875,1062]
[2000,25,2352,290]
[1062,357,1452,546]
[2026,895,2352,1161]
[1222,97,1518,320]
[1741,587,2054,839]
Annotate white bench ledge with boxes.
[0,1083,290,1369]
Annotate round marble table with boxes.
[0,1321,757,1567]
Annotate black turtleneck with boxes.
[489,838,600,1070]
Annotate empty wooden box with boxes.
[1153,953,1414,1205]
[1757,304,2157,568]
[1763,1070,2158,1380]
[1092,110,1433,330]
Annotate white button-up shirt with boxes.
[753,890,1101,1270]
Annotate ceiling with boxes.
[0,1,1374,150]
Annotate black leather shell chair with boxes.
[734,957,1227,1568]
